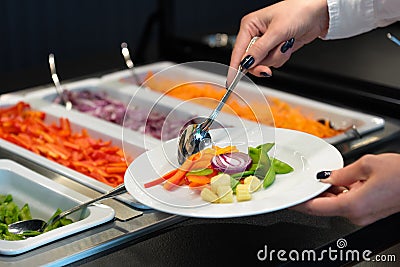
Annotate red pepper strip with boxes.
[105,166,126,174]
[72,161,96,172]
[89,151,104,161]
[93,159,109,167]
[17,133,33,148]
[58,118,71,136]
[36,145,59,159]
[104,154,124,163]
[63,141,80,150]
[144,169,178,188]
[24,110,46,120]
[30,117,49,131]
[108,162,128,167]
[91,172,113,186]
[4,134,29,149]
[46,143,71,160]
[0,102,28,115]
[0,102,129,187]
[105,174,123,186]
[100,146,120,153]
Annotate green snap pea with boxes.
[248,147,261,164]
[272,158,294,174]
[256,143,275,152]
[263,167,276,189]
[254,145,272,179]
[186,168,213,176]
[230,170,255,179]
[230,176,241,194]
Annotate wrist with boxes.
[315,0,330,37]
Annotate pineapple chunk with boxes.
[210,174,231,193]
[244,176,262,193]
[216,185,234,203]
[201,188,219,203]
[236,184,252,202]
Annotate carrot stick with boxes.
[144,169,178,188]
[186,175,211,185]
[163,158,195,191]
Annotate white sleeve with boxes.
[323,0,400,40]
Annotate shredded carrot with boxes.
[143,72,342,138]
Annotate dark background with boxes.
[1,0,399,94]
[0,0,268,93]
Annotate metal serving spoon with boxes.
[49,53,73,110]
[177,66,247,164]
[177,38,259,164]
[8,184,127,235]
[121,42,142,86]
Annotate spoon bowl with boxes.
[178,124,212,164]
[7,219,46,235]
[177,66,248,164]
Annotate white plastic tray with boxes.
[0,159,115,255]
[100,61,385,144]
[0,99,153,209]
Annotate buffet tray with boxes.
[0,99,153,209]
[24,76,249,142]
[101,61,385,144]
[0,159,115,255]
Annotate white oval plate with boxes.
[124,126,343,218]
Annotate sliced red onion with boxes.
[54,89,192,140]
[211,152,252,174]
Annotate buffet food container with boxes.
[0,99,153,208]
[0,159,115,255]
[25,77,248,142]
[101,61,385,144]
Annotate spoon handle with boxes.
[200,66,247,132]
[49,53,72,110]
[121,42,142,86]
[44,184,127,229]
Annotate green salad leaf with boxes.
[0,194,73,240]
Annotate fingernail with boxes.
[240,55,255,69]
[316,171,331,179]
[260,72,271,77]
[280,38,295,53]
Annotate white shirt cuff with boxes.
[323,0,375,40]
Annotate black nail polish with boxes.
[316,171,331,179]
[280,38,295,53]
[260,72,271,77]
[240,55,255,69]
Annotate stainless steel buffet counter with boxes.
[0,146,185,266]
[1,62,400,266]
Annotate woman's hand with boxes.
[229,0,329,77]
[292,153,400,226]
